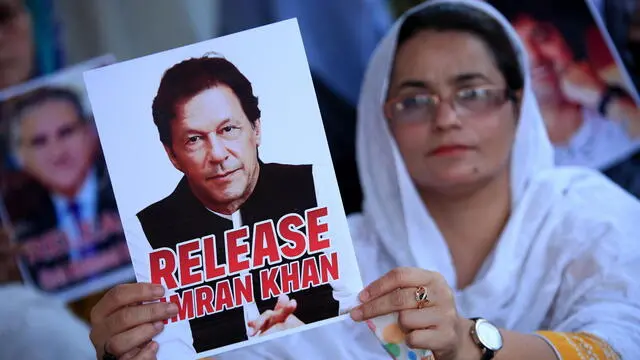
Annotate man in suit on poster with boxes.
[5,86,130,293]
[133,54,344,352]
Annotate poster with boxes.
[83,19,363,359]
[0,55,135,302]
[487,0,640,169]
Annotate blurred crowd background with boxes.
[7,0,640,216]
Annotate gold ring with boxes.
[415,286,430,309]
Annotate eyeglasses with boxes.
[384,87,516,124]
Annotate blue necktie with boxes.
[67,201,83,261]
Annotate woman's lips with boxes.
[428,145,472,156]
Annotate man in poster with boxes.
[132,54,345,353]
[4,86,129,293]
[487,0,640,170]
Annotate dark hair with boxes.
[6,86,85,147]
[151,56,261,147]
[397,3,524,92]
[487,0,593,61]
[6,86,85,121]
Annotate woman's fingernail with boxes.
[153,321,164,330]
[350,307,363,321]
[166,303,179,314]
[149,341,159,352]
[359,289,369,302]
[153,285,164,297]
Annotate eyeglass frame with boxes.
[383,86,518,124]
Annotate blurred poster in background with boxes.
[487,0,640,169]
[0,55,134,302]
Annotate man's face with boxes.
[166,85,261,214]
[17,99,96,197]
[0,0,33,89]
[512,15,574,101]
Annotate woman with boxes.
[88,1,640,359]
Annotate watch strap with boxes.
[470,318,498,360]
[598,85,627,116]
[481,349,495,360]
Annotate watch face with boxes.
[476,320,503,351]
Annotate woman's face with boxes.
[387,30,519,195]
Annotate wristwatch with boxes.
[470,317,503,360]
[598,85,627,116]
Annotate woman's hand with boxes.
[350,267,478,360]
[89,283,179,360]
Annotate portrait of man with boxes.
[134,54,341,352]
[2,86,130,294]
[489,0,640,168]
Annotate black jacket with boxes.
[136,161,339,352]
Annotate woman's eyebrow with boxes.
[450,72,493,86]
[387,79,433,98]
[396,73,493,91]
[397,79,430,90]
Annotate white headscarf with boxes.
[356,0,553,282]
[351,0,640,357]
